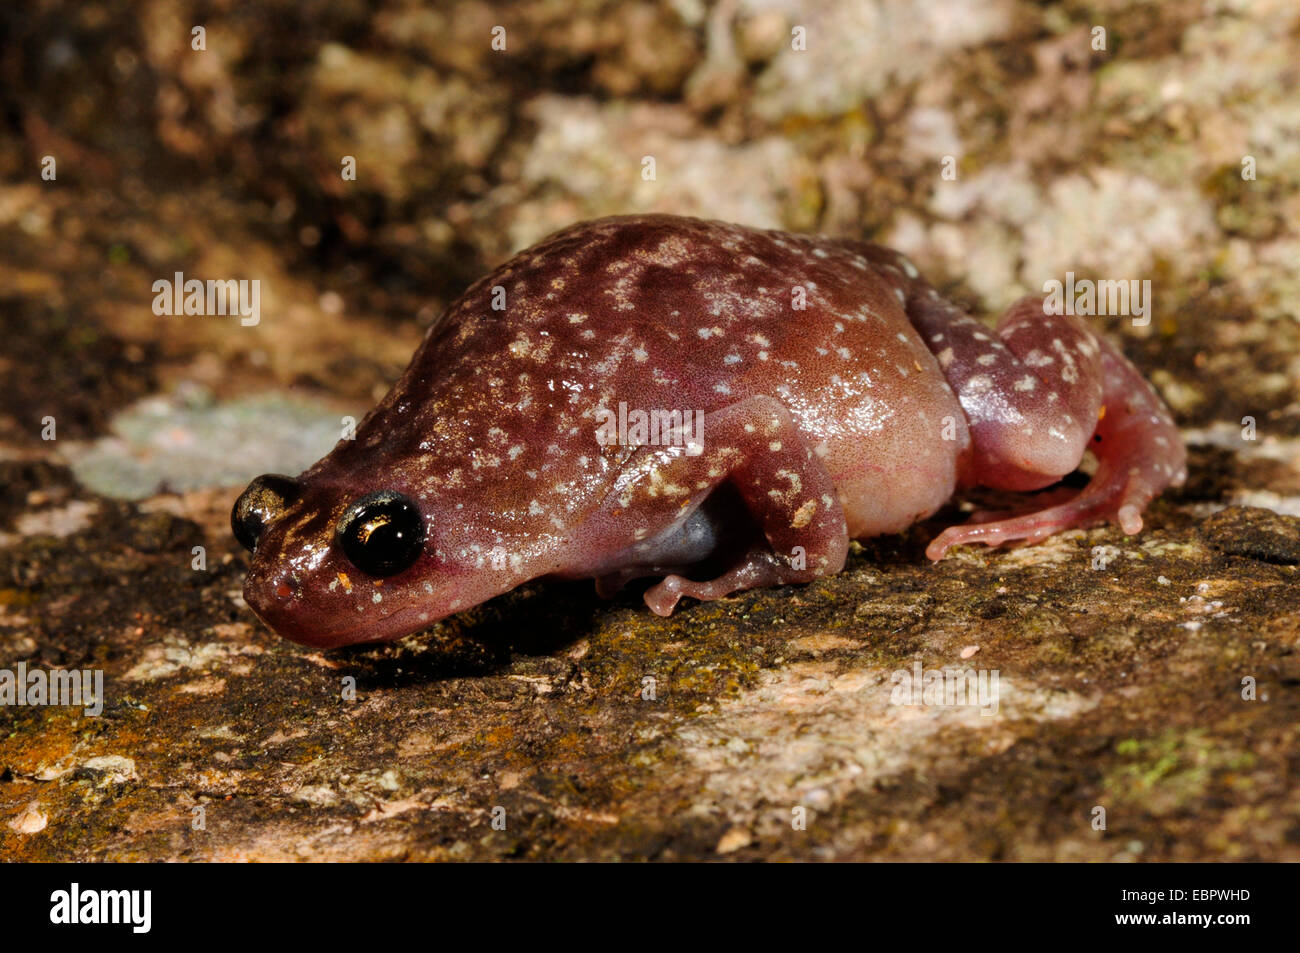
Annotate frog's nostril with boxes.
[232,474,303,552]
[239,567,300,630]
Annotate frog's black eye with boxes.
[336,491,425,577]
[232,474,302,553]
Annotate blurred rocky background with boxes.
[1,0,1298,860]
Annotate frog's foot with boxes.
[959,486,1081,526]
[927,464,1141,559]
[928,325,1185,560]
[643,547,793,616]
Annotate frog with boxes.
[232,214,1186,647]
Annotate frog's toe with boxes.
[925,508,1075,560]
[926,458,1164,560]
[644,566,771,615]
[642,546,818,615]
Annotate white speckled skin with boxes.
[239,215,1186,647]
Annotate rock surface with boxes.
[1,0,1298,861]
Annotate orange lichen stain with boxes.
[0,706,154,788]
[479,725,517,748]
[0,588,38,607]
[553,731,591,756]
[337,572,352,593]
[1098,404,1107,421]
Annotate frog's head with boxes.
[232,472,541,648]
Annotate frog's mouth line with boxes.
[247,597,444,649]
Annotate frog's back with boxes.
[347,215,965,534]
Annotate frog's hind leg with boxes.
[581,395,849,615]
[911,294,1106,492]
[924,297,1186,559]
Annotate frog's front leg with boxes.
[581,395,849,615]
[911,294,1186,558]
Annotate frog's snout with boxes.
[231,473,303,553]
